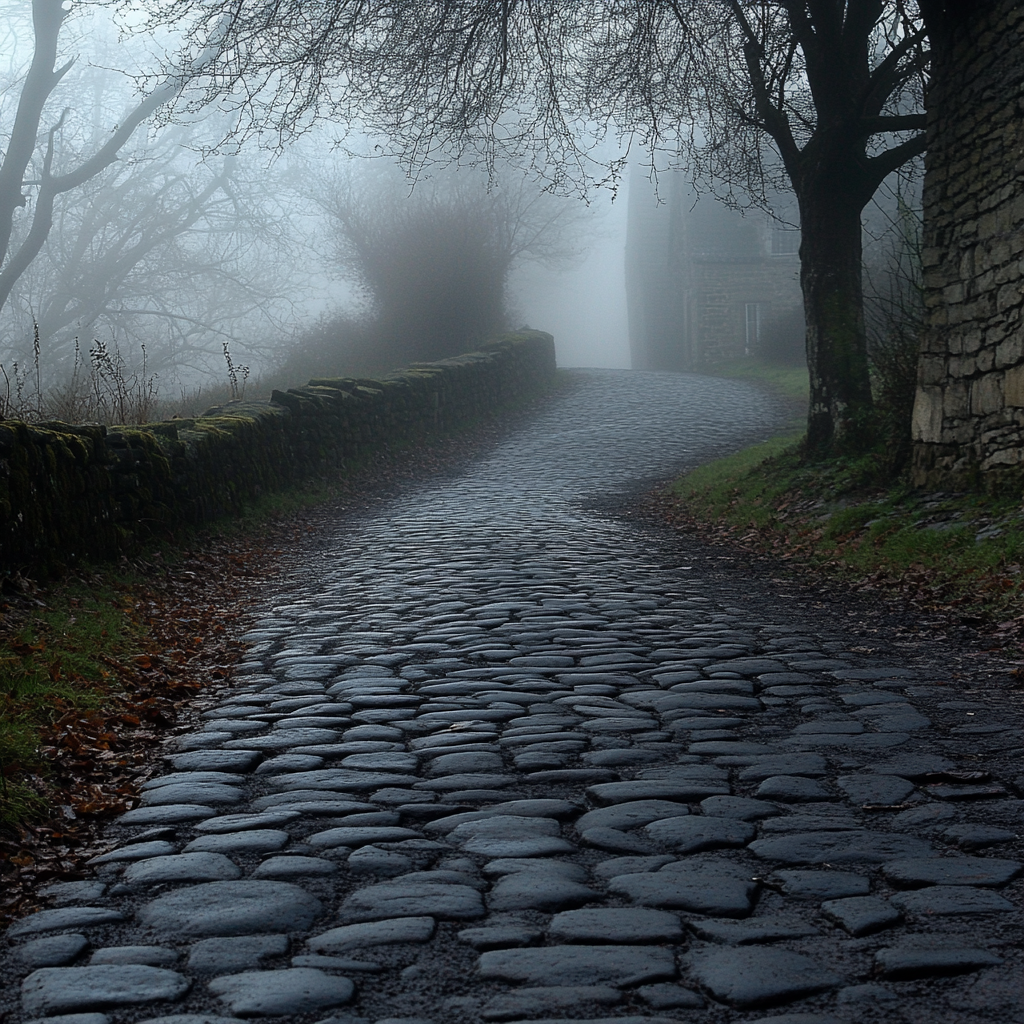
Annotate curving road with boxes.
[2,369,1022,1024]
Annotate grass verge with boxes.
[700,356,810,405]
[658,436,1024,635]
[0,549,251,917]
[0,562,246,828]
[1,572,147,826]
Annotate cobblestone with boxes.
[2,369,1022,1023]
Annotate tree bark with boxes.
[798,186,873,451]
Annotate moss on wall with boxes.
[0,331,555,578]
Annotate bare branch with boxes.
[0,0,68,268]
[861,113,927,134]
[861,27,928,116]
[865,131,928,188]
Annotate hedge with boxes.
[0,331,556,578]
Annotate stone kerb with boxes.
[0,330,555,579]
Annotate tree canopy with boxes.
[140,0,932,448]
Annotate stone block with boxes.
[949,355,977,377]
[911,388,945,443]
[971,374,1003,415]
[21,967,190,1016]
[1011,192,1024,225]
[997,282,1024,312]
[1003,363,1024,405]
[980,447,1024,469]
[958,247,977,277]
[996,337,1023,367]
[943,282,966,304]
[919,357,946,386]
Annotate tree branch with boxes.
[861,28,928,117]
[864,132,927,189]
[0,11,229,317]
[842,0,884,57]
[861,113,927,134]
[723,0,800,172]
[0,0,69,269]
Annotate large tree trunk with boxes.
[798,188,873,452]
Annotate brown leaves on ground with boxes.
[0,388,557,925]
[0,541,257,925]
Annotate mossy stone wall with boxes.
[0,331,555,577]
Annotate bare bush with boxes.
[268,314,385,384]
[338,195,509,364]
[304,161,589,370]
[0,332,159,425]
[0,327,265,425]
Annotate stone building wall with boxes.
[689,255,801,364]
[625,164,802,371]
[911,0,1024,489]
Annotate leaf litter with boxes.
[0,380,564,925]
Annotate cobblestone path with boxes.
[3,370,1023,1024]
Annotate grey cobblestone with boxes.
[2,369,1022,1023]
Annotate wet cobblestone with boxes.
[2,369,1022,1024]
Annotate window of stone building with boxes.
[771,227,800,255]
[745,303,763,355]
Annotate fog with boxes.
[510,194,631,369]
[0,5,632,423]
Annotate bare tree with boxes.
[607,4,929,451]
[310,161,589,366]
[138,0,940,450]
[2,122,302,383]
[0,0,223,319]
[18,149,233,358]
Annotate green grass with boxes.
[700,357,810,403]
[668,436,1024,624]
[676,433,804,508]
[0,573,147,826]
[0,479,360,830]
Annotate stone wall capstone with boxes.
[0,331,556,578]
[911,0,1024,490]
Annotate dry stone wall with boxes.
[0,331,555,578]
[911,0,1024,490]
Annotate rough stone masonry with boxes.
[1,369,1022,1024]
[912,0,1024,489]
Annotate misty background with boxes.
[0,1,633,425]
[0,1,921,426]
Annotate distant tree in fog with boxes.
[0,5,309,390]
[0,0,226,323]
[140,0,938,452]
[4,121,301,382]
[309,163,588,366]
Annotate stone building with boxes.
[911,0,1024,489]
[625,166,802,371]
